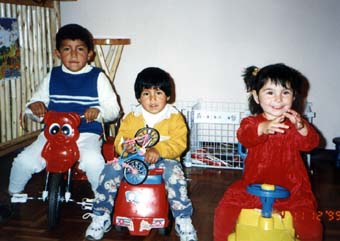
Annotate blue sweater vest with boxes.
[48,66,103,135]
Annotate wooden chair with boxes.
[92,38,131,140]
[93,38,131,83]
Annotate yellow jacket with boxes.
[114,105,188,161]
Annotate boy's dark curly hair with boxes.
[56,24,94,51]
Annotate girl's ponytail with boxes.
[242,66,259,92]
[242,65,262,114]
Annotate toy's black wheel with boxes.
[158,211,173,236]
[114,225,127,233]
[123,159,148,185]
[48,173,64,230]
[134,127,160,148]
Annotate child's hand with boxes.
[84,108,99,122]
[144,148,160,164]
[283,109,304,129]
[258,115,288,135]
[29,101,47,118]
[283,109,307,135]
[122,140,136,153]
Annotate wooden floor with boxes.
[0,149,339,241]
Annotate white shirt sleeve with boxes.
[96,72,121,122]
[25,72,51,110]
[22,72,50,121]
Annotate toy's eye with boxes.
[61,124,73,136]
[49,123,60,135]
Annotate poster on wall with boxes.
[0,18,20,80]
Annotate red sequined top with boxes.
[229,114,320,211]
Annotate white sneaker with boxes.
[83,212,111,240]
[175,216,198,241]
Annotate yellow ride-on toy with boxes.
[228,184,300,241]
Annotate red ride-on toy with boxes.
[11,111,109,229]
[112,126,172,236]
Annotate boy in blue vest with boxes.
[6,24,121,206]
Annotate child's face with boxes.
[55,39,93,72]
[139,87,170,114]
[252,80,294,120]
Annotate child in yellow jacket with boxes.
[84,67,198,241]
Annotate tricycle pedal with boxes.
[11,193,31,203]
[77,198,94,210]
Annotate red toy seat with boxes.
[113,168,171,236]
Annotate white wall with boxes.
[60,0,340,149]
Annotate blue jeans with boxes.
[92,158,193,219]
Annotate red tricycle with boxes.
[11,111,107,229]
[111,126,172,236]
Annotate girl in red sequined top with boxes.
[214,63,322,241]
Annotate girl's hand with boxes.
[29,101,47,118]
[122,139,136,153]
[283,109,304,129]
[283,109,307,136]
[258,115,289,135]
[144,148,160,164]
[84,108,99,122]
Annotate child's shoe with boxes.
[83,212,111,240]
[175,216,198,241]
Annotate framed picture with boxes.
[0,17,20,80]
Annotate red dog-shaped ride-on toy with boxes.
[42,111,81,172]
[11,111,99,229]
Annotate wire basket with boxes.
[175,100,249,170]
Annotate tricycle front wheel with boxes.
[123,159,148,185]
[48,173,64,230]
